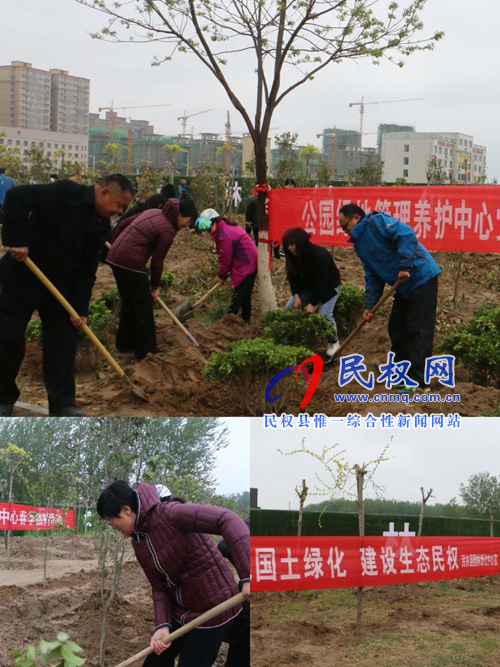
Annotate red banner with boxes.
[251,536,500,592]
[0,502,76,531]
[268,185,500,253]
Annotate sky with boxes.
[251,418,500,510]
[213,418,250,496]
[4,1,500,178]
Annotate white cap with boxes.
[155,484,172,498]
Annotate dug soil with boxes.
[252,581,500,666]
[0,536,232,666]
[13,224,500,417]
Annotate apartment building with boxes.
[382,131,487,184]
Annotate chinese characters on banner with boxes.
[252,536,500,592]
[0,502,76,531]
[268,186,500,253]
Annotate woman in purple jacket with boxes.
[97,480,250,666]
[194,209,258,322]
[107,198,198,359]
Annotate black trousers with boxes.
[229,272,257,322]
[223,601,250,667]
[142,623,228,667]
[0,276,78,411]
[112,265,157,360]
[388,276,438,387]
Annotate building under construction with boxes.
[88,110,243,174]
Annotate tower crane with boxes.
[348,97,423,146]
[177,109,212,137]
[96,102,172,170]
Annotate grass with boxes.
[254,580,500,666]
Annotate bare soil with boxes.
[252,580,500,666]
[12,226,500,417]
[0,536,231,667]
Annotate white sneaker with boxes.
[326,341,341,357]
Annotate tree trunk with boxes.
[356,468,367,637]
[296,480,308,537]
[6,472,13,570]
[255,139,277,313]
[418,487,433,537]
[490,510,494,538]
[453,254,463,309]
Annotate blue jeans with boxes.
[285,289,339,342]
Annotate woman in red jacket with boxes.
[97,480,250,666]
[107,198,198,359]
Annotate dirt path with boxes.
[0,558,98,587]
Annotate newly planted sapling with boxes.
[260,310,337,348]
[13,633,86,666]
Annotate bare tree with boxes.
[295,478,308,536]
[77,0,443,311]
[418,486,433,537]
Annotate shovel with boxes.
[23,256,148,402]
[113,592,245,667]
[156,297,200,347]
[172,282,220,323]
[324,278,403,368]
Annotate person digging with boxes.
[282,226,341,359]
[338,203,441,391]
[0,174,134,416]
[97,480,250,667]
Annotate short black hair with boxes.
[145,194,166,209]
[102,173,135,197]
[179,197,198,221]
[0,167,5,174]
[97,480,138,518]
[339,203,365,219]
[284,178,296,187]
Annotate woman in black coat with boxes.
[282,227,341,357]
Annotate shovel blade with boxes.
[172,301,193,320]
[123,373,149,401]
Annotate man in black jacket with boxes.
[0,174,134,416]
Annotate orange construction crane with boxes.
[348,97,423,147]
[97,102,172,170]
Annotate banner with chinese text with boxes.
[252,536,500,592]
[0,502,76,531]
[268,186,500,253]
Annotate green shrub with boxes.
[146,265,176,291]
[80,300,113,348]
[204,338,313,383]
[334,283,365,336]
[98,288,121,314]
[260,310,337,347]
[204,338,313,414]
[26,318,42,343]
[439,304,500,387]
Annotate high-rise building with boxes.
[377,123,415,154]
[50,69,89,134]
[0,61,89,133]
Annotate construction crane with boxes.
[96,102,172,170]
[348,97,423,146]
[178,109,212,138]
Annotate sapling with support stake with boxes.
[418,486,433,537]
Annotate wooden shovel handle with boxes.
[23,256,125,378]
[335,279,402,357]
[113,593,245,667]
[193,282,219,309]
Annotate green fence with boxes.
[250,508,499,537]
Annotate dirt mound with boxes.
[13,237,500,416]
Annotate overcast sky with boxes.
[213,418,249,495]
[4,1,500,178]
[251,418,500,510]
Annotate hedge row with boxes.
[250,508,499,537]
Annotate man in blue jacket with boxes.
[338,204,441,389]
